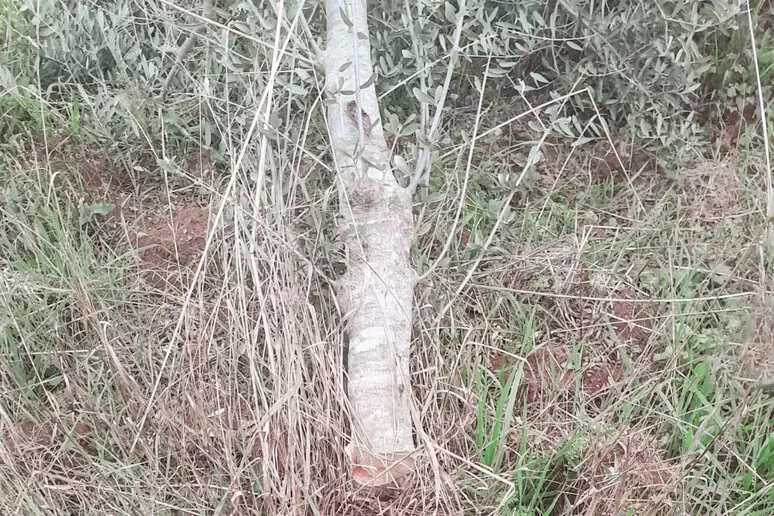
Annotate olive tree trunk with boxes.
[322,0,416,486]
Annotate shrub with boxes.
[1,0,769,161]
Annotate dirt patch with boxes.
[611,291,652,346]
[581,360,627,399]
[502,250,656,409]
[136,202,211,286]
[609,287,654,357]
[720,103,761,153]
[1,418,91,455]
[595,143,658,182]
[523,344,573,404]
[521,343,629,406]
[1,416,95,479]
[571,430,677,515]
[185,148,215,184]
[53,146,216,289]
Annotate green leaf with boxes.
[287,84,308,96]
[360,74,375,89]
[393,155,410,176]
[571,136,594,147]
[444,2,457,24]
[412,87,435,106]
[339,7,352,28]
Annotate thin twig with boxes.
[159,0,214,102]
[408,0,467,194]
[416,54,492,284]
[744,3,773,224]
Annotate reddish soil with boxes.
[136,203,211,283]
[597,145,658,181]
[497,255,656,410]
[581,360,627,398]
[65,148,215,288]
[1,418,90,454]
[611,290,652,348]
[520,343,629,404]
[1,416,96,477]
[523,344,573,404]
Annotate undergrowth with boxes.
[0,0,773,515]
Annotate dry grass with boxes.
[3,103,774,514]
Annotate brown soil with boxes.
[596,143,658,182]
[611,289,652,348]
[500,250,656,410]
[720,103,761,152]
[61,147,216,289]
[581,360,628,400]
[523,344,573,404]
[135,203,211,287]
[1,418,92,455]
[521,342,629,405]
[1,416,96,479]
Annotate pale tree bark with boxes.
[322,0,416,486]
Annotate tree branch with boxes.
[159,0,214,102]
[323,0,416,487]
